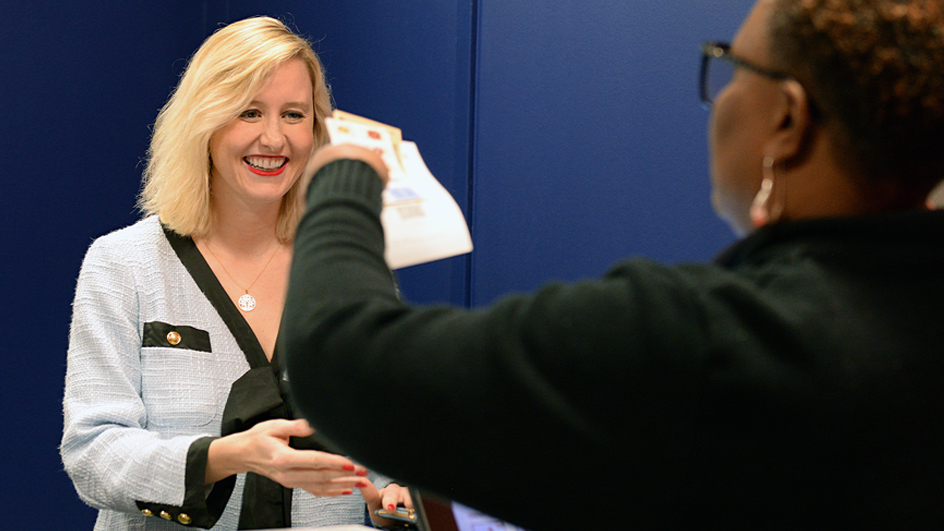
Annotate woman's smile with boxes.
[207,58,315,209]
[245,155,289,176]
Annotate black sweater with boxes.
[281,159,944,530]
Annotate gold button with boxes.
[178,513,192,525]
[160,511,173,520]
[141,508,154,517]
[166,331,181,345]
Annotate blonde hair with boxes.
[139,16,332,241]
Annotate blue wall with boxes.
[3,1,752,527]
[3,3,206,528]
[471,1,748,303]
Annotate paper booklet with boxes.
[323,110,473,270]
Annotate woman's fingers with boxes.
[242,418,371,493]
[266,464,367,494]
[308,143,391,184]
[251,418,315,439]
[359,479,399,527]
[381,483,413,510]
[251,418,369,473]
[275,448,370,478]
[361,482,414,526]
[358,477,382,508]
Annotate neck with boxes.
[207,202,284,253]
[784,168,929,222]
[776,136,930,223]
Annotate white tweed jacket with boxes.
[62,216,385,530]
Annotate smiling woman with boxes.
[207,59,315,217]
[139,18,331,243]
[61,16,411,530]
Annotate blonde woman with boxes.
[62,17,408,530]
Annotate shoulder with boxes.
[602,257,734,305]
[90,215,165,248]
[82,216,170,266]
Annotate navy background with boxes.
[2,1,750,527]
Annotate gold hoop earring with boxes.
[750,156,784,228]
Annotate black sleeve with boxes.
[135,437,235,528]
[280,159,708,531]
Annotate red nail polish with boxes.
[387,504,395,511]
[342,490,353,495]
[356,469,369,476]
[356,481,369,488]
[342,464,355,471]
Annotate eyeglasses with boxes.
[699,41,793,108]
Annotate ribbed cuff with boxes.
[307,158,385,215]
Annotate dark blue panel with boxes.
[1,1,205,527]
[471,1,754,304]
[3,1,470,526]
[219,1,475,305]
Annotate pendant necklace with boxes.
[204,239,282,312]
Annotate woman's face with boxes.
[708,0,781,235]
[209,58,315,213]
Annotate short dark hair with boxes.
[768,0,944,192]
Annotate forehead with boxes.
[254,58,314,102]
[732,0,775,56]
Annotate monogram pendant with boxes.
[238,293,257,312]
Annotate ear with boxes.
[766,79,813,162]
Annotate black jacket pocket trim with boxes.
[142,321,212,352]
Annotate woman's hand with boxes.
[305,143,391,188]
[359,479,414,527]
[207,418,369,496]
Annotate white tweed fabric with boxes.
[62,216,387,530]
